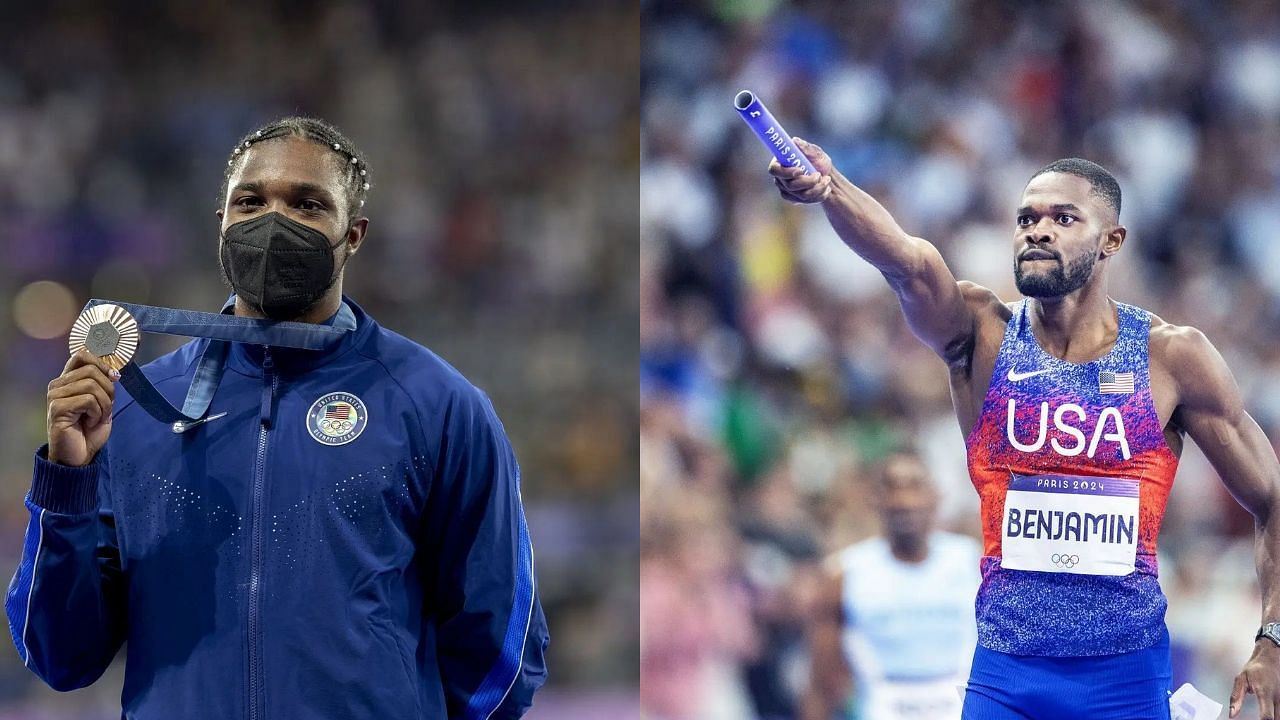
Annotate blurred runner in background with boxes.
[805,449,979,720]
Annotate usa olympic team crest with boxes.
[306,392,368,446]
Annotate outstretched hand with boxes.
[1231,641,1280,719]
[768,138,835,204]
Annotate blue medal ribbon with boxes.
[79,298,356,430]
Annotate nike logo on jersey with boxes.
[171,411,228,434]
[1007,368,1050,382]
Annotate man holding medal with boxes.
[6,117,548,719]
[771,143,1280,718]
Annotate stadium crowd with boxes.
[643,0,1280,717]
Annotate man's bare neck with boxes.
[1028,285,1117,362]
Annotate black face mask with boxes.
[219,212,348,320]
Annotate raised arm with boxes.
[1163,327,1280,718]
[771,140,975,367]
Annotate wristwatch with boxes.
[1256,623,1280,647]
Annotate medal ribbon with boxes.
[77,298,356,429]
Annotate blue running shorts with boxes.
[962,628,1172,720]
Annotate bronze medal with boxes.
[68,303,139,370]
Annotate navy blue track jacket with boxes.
[5,297,548,719]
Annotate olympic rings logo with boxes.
[320,418,354,435]
[1051,553,1080,568]
[307,393,368,446]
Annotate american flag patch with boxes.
[1098,371,1135,394]
[324,403,351,420]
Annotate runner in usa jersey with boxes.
[967,298,1179,657]
[771,148,1280,719]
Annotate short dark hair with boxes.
[221,116,371,221]
[1031,158,1121,217]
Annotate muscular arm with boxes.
[772,142,975,367]
[1169,329,1280,613]
[1163,327,1280,717]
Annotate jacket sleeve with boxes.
[426,388,549,720]
[5,445,127,691]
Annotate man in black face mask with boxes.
[12,117,549,719]
[219,212,351,321]
[217,122,369,323]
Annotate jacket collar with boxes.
[223,294,369,377]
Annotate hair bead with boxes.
[224,119,370,217]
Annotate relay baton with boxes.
[733,90,818,175]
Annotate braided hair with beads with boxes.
[221,116,372,221]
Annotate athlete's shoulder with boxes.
[1146,314,1221,374]
[952,283,1016,379]
[823,539,873,594]
[957,281,1014,322]
[957,282,1015,350]
[362,322,466,380]
[358,324,497,423]
[1146,314,1237,409]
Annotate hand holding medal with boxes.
[46,304,137,467]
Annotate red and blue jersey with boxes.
[964,299,1178,656]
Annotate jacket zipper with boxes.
[248,348,275,720]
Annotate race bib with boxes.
[867,679,963,720]
[1000,472,1139,576]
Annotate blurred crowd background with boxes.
[0,1,638,718]
[642,0,1280,717]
